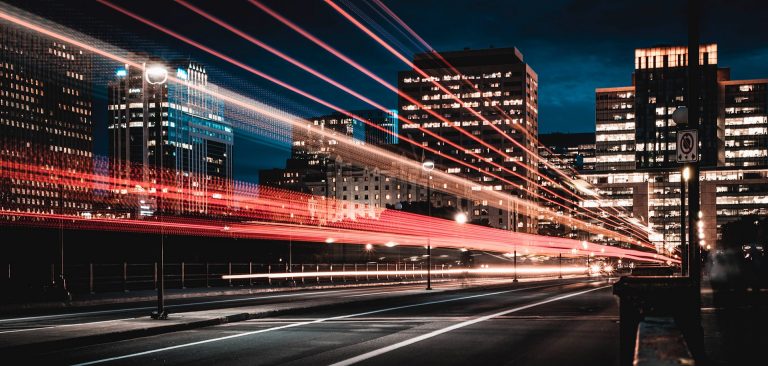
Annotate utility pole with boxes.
[687,0,702,295]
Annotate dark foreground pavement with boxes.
[26,279,618,366]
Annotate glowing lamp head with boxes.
[145,64,168,85]
[384,241,397,248]
[682,167,691,181]
[365,243,373,251]
[325,238,335,244]
[454,212,468,225]
[421,160,435,172]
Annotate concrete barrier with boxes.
[635,317,695,366]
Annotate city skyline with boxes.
[1,2,766,365]
[5,0,768,184]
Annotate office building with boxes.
[595,44,732,171]
[720,79,768,167]
[0,23,94,215]
[581,168,768,253]
[108,61,233,215]
[261,109,398,192]
[398,47,539,231]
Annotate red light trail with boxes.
[323,0,656,239]
[247,0,654,242]
[0,4,656,249]
[0,157,676,266]
[99,0,652,245]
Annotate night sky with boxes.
[6,0,768,183]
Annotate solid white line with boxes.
[71,282,575,366]
[329,285,610,366]
[343,290,415,298]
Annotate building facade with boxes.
[0,22,94,215]
[108,61,233,215]
[595,44,733,171]
[720,79,768,167]
[397,47,539,231]
[595,87,636,171]
[261,109,398,192]
[589,43,768,251]
[582,168,768,253]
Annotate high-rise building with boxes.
[0,22,94,215]
[588,43,768,251]
[720,79,768,167]
[595,87,636,171]
[581,168,768,253]
[398,47,538,231]
[595,44,732,171]
[108,61,233,215]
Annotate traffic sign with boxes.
[677,129,698,163]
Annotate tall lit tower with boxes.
[398,47,538,231]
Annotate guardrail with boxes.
[1,258,590,302]
[2,262,465,296]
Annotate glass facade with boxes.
[595,87,636,171]
[582,168,768,252]
[108,61,233,215]
[721,80,768,167]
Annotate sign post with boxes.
[676,130,698,163]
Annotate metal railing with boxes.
[2,262,464,295]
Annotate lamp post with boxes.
[146,64,168,320]
[422,160,434,290]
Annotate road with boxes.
[28,279,618,365]
[0,278,527,333]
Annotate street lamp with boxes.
[422,160,434,290]
[148,64,168,320]
[454,211,468,225]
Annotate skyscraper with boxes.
[398,47,538,231]
[595,44,742,171]
[595,87,636,171]
[108,61,233,215]
[0,22,93,215]
[720,79,768,167]
[633,44,726,168]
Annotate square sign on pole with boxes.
[677,129,698,163]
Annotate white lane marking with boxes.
[343,290,416,298]
[0,288,361,324]
[71,281,580,366]
[329,286,610,366]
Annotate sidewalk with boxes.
[0,276,584,355]
[700,280,768,365]
[0,277,459,313]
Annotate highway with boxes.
[26,279,619,365]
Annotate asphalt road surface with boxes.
[0,278,533,333]
[29,279,619,365]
